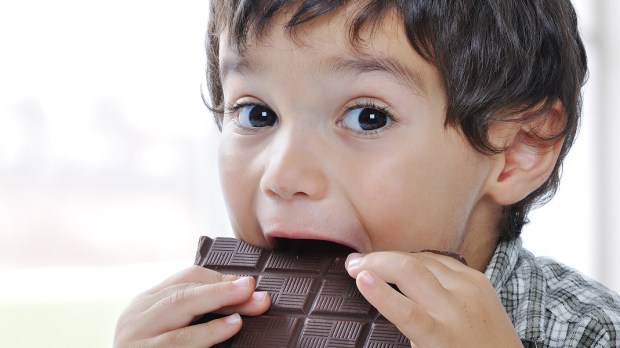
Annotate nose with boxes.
[259,128,328,200]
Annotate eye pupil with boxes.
[247,105,277,127]
[359,108,387,130]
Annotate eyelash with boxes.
[341,100,397,138]
[224,101,255,114]
[223,99,398,136]
[223,101,271,133]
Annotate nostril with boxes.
[263,183,294,200]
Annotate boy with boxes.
[115,0,620,347]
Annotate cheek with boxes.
[342,154,424,248]
[355,165,443,249]
[348,142,488,251]
[218,137,260,235]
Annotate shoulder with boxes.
[487,239,620,347]
[536,257,620,346]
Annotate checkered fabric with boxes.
[485,238,620,347]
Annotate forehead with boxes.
[218,8,435,96]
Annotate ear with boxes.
[485,101,565,206]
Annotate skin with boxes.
[115,6,564,348]
[114,267,271,347]
[218,11,501,272]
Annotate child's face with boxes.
[217,10,499,265]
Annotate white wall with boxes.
[521,0,620,293]
[599,0,620,292]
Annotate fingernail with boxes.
[232,277,250,287]
[358,270,376,286]
[346,253,362,270]
[224,313,241,325]
[252,291,268,302]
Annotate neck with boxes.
[459,198,503,272]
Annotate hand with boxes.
[345,251,522,348]
[113,265,271,348]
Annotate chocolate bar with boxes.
[193,236,410,347]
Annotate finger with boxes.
[355,270,435,346]
[346,252,450,304]
[143,266,239,296]
[136,280,268,316]
[418,250,471,272]
[218,290,272,316]
[416,252,491,295]
[125,267,236,315]
[140,277,256,336]
[149,279,271,317]
[131,282,213,314]
[143,313,242,348]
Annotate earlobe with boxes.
[486,101,565,206]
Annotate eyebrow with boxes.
[220,56,258,82]
[322,56,427,95]
[219,54,427,95]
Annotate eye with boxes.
[340,107,392,132]
[238,104,278,128]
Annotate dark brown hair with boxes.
[205,0,587,241]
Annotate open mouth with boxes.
[272,237,357,255]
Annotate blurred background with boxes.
[0,1,618,347]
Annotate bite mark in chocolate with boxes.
[193,236,410,347]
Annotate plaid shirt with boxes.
[485,238,620,347]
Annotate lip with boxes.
[264,230,365,253]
